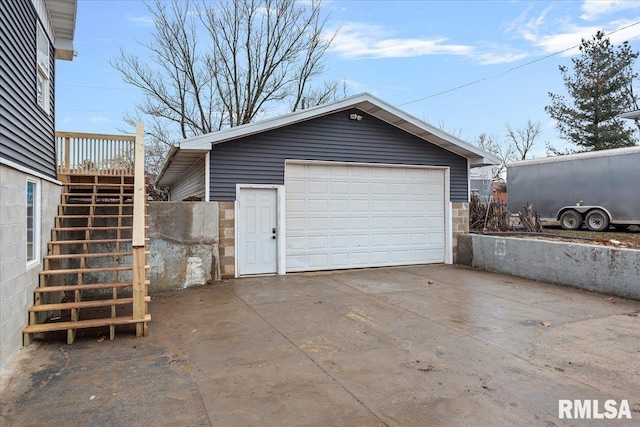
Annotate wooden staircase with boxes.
[23,126,150,345]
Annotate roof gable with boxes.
[157,93,500,186]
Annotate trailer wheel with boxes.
[560,210,582,230]
[585,209,610,232]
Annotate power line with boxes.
[400,20,640,107]
[57,83,137,91]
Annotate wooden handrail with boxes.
[55,131,136,176]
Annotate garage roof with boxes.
[620,110,640,120]
[156,93,500,187]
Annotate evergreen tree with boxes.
[546,31,638,152]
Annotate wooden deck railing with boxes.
[56,131,135,176]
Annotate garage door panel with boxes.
[308,180,328,193]
[330,235,349,248]
[350,217,369,229]
[309,254,329,268]
[307,217,329,231]
[286,163,445,272]
[331,199,349,212]
[330,217,349,231]
[308,235,328,249]
[351,233,370,247]
[371,234,389,246]
[330,181,350,194]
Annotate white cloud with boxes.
[329,22,473,59]
[505,4,640,58]
[580,0,640,21]
[125,15,154,27]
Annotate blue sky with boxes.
[55,0,640,157]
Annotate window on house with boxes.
[36,24,50,113]
[26,180,40,264]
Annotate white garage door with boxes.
[285,162,445,272]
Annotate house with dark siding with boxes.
[0,0,77,370]
[156,93,499,278]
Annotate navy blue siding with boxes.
[0,0,56,179]
[209,109,468,201]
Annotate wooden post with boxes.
[132,122,147,336]
[64,137,70,175]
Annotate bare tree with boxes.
[505,120,541,160]
[475,132,514,179]
[144,139,170,200]
[435,118,463,138]
[113,0,343,145]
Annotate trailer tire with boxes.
[585,209,610,232]
[560,210,582,230]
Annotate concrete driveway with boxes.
[2,265,639,426]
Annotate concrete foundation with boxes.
[457,234,640,300]
[0,164,61,372]
[147,202,220,291]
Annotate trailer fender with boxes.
[556,206,613,221]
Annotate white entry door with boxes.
[238,188,278,275]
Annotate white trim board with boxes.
[1,158,63,186]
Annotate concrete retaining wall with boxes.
[147,202,220,292]
[457,234,640,300]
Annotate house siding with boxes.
[170,154,206,201]
[209,109,469,202]
[0,0,56,179]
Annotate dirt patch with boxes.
[476,226,640,249]
[546,226,640,249]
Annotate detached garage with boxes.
[155,93,498,278]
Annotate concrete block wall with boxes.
[451,202,469,262]
[1,165,61,371]
[458,234,640,300]
[147,202,220,291]
[218,202,235,278]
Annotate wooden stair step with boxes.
[23,314,151,334]
[60,205,137,210]
[40,265,149,276]
[56,214,134,219]
[63,192,126,197]
[34,281,150,293]
[53,225,136,231]
[65,183,134,188]
[44,251,146,260]
[49,238,147,245]
[29,296,151,312]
